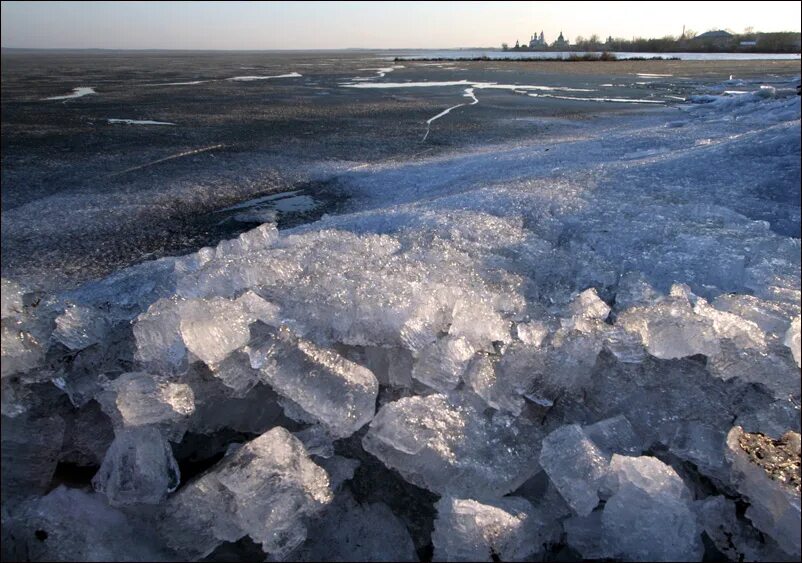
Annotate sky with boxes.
[2,1,801,50]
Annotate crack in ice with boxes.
[422,88,480,142]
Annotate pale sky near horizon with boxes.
[2,1,800,50]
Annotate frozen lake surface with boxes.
[1,50,800,563]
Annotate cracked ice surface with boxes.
[1,79,801,561]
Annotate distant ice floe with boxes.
[226,72,303,81]
[44,87,96,100]
[636,73,674,78]
[107,119,176,126]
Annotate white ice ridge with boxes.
[44,86,96,100]
[422,87,480,141]
[226,72,303,81]
[107,119,176,126]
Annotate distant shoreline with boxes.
[395,54,681,62]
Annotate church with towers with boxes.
[506,30,571,51]
[528,30,547,49]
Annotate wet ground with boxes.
[2,50,800,290]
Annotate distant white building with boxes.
[529,31,547,49]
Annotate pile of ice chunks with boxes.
[2,86,801,562]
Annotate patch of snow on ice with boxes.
[107,119,176,126]
[226,72,303,81]
[44,87,96,100]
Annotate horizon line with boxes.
[0,46,500,52]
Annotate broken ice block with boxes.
[92,426,180,506]
[97,372,194,438]
[539,424,608,516]
[617,293,720,359]
[247,324,378,438]
[515,320,548,347]
[563,288,610,333]
[564,510,608,560]
[1,323,47,379]
[133,297,188,370]
[604,454,691,500]
[598,454,700,560]
[411,335,475,392]
[464,353,525,414]
[601,481,702,561]
[432,496,544,562]
[448,298,510,351]
[209,350,261,397]
[669,422,728,481]
[584,415,644,456]
[160,427,332,559]
[53,303,109,351]
[363,392,541,497]
[179,297,252,367]
[693,298,766,350]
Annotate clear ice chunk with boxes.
[97,372,195,439]
[133,297,188,371]
[604,454,691,500]
[584,415,644,456]
[433,496,544,562]
[515,320,548,347]
[539,424,608,516]
[92,426,181,506]
[618,290,720,359]
[246,324,378,438]
[601,481,702,561]
[411,335,475,392]
[464,353,525,414]
[160,427,332,559]
[363,392,541,497]
[53,303,109,351]
[179,297,252,367]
